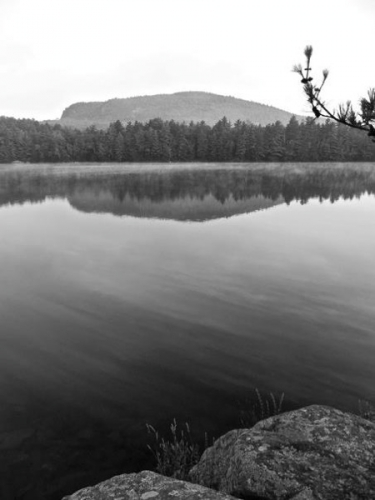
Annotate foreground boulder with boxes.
[62,470,236,500]
[190,405,375,499]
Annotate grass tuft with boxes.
[358,399,375,421]
[146,419,201,480]
[146,389,286,479]
[239,388,285,427]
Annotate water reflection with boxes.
[1,163,375,220]
[1,163,375,499]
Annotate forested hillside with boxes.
[0,115,374,163]
[58,91,302,129]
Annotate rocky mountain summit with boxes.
[63,405,375,500]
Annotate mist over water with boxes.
[1,162,375,499]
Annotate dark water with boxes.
[1,162,375,499]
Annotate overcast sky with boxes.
[0,0,374,120]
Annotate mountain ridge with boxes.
[59,91,303,129]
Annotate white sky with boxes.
[0,0,374,120]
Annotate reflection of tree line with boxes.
[1,166,375,210]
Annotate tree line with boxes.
[1,115,375,164]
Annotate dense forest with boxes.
[0,115,375,164]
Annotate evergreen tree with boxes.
[1,114,375,164]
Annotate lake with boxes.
[1,162,375,499]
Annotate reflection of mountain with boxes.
[68,191,284,221]
[1,164,375,222]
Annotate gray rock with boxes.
[190,405,375,500]
[62,470,237,500]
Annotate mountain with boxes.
[58,91,302,129]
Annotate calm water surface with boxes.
[1,162,375,498]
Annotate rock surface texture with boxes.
[62,470,237,500]
[190,405,375,499]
